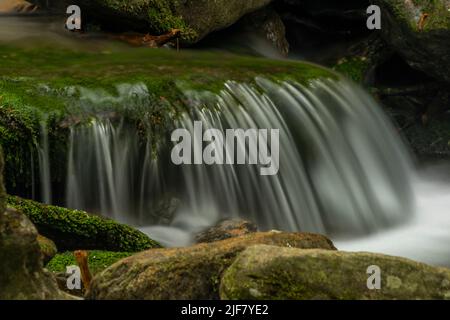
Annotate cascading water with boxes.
[56,78,412,234]
[35,77,450,265]
[37,121,52,204]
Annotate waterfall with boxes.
[37,121,52,204]
[60,78,414,239]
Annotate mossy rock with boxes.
[220,245,450,300]
[86,232,336,300]
[46,250,132,275]
[7,195,161,252]
[373,0,450,82]
[37,234,58,264]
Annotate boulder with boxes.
[220,245,450,300]
[372,0,450,82]
[7,196,161,252]
[86,232,336,300]
[30,0,274,43]
[195,219,258,243]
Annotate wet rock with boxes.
[86,232,336,300]
[220,245,450,300]
[37,234,58,264]
[373,0,450,83]
[195,219,258,243]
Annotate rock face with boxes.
[220,245,450,300]
[195,219,258,243]
[30,0,274,43]
[373,0,450,82]
[87,232,336,300]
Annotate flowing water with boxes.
[6,15,447,267]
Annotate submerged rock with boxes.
[86,232,336,300]
[220,245,450,300]
[195,219,258,243]
[7,196,161,252]
[373,0,450,82]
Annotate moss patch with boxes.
[7,195,161,252]
[46,250,132,275]
[333,57,370,83]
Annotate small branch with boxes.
[74,250,92,291]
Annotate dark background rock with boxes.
[372,0,450,84]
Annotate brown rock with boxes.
[87,232,335,300]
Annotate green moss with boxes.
[46,250,132,275]
[6,195,161,252]
[333,57,370,83]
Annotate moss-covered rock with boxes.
[0,207,75,299]
[31,0,273,43]
[220,245,450,300]
[86,232,336,300]
[37,234,58,264]
[7,195,161,252]
[372,0,450,82]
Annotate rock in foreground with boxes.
[87,232,336,300]
[220,245,450,300]
[0,207,75,299]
